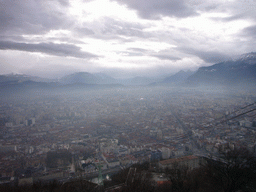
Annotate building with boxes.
[107,158,120,168]
[150,150,162,162]
[158,155,201,170]
[161,147,172,160]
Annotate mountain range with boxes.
[0,52,255,90]
[187,52,256,87]
[150,70,195,86]
[59,72,117,85]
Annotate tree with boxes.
[120,171,155,192]
[46,150,72,168]
[164,165,197,192]
[204,146,256,192]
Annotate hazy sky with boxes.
[0,0,256,78]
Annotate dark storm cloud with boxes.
[178,47,231,63]
[0,41,98,59]
[0,0,72,35]
[111,0,198,19]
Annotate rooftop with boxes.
[159,155,198,165]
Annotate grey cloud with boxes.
[100,18,148,38]
[0,35,86,46]
[239,25,256,50]
[203,5,219,12]
[127,48,149,53]
[179,47,231,63]
[0,0,73,35]
[152,54,181,61]
[242,25,256,39]
[126,48,181,61]
[69,18,148,42]
[0,41,98,59]
[57,0,70,6]
[210,0,256,22]
[222,14,245,22]
[81,17,151,42]
[46,37,86,45]
[118,48,149,57]
[211,14,247,22]
[117,51,144,57]
[74,27,95,36]
[111,0,198,19]
[197,52,230,63]
[0,35,26,42]
[147,48,183,61]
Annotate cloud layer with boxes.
[112,0,198,19]
[0,41,97,58]
[0,0,255,78]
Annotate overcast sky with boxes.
[0,0,256,78]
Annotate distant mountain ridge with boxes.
[238,52,256,64]
[59,72,118,85]
[118,76,160,86]
[162,70,194,84]
[59,72,100,84]
[0,73,55,83]
[187,52,256,87]
[0,52,255,89]
[149,70,194,86]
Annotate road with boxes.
[170,110,208,156]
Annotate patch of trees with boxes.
[83,148,95,159]
[0,180,60,192]
[204,146,256,192]
[108,147,256,192]
[45,150,72,168]
[0,179,98,192]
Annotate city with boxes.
[1,0,256,191]
[0,87,255,187]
